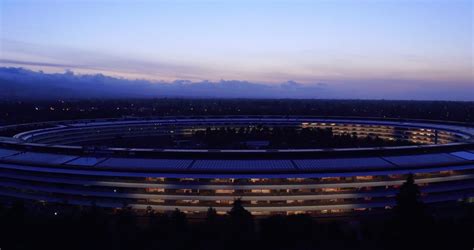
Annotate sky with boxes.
[0,0,473,100]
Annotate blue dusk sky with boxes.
[0,0,473,100]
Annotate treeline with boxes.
[1,99,473,124]
[0,176,473,250]
[194,126,414,149]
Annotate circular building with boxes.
[0,116,473,216]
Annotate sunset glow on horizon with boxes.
[0,0,472,100]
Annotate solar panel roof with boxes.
[97,158,192,171]
[0,149,20,158]
[66,157,107,167]
[3,152,78,165]
[450,151,474,161]
[383,153,463,167]
[191,160,295,172]
[294,157,394,171]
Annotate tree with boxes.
[390,173,433,249]
[171,208,188,229]
[394,173,425,219]
[228,198,252,219]
[206,207,217,223]
[227,198,255,246]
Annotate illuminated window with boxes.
[251,189,271,193]
[149,199,165,203]
[356,176,374,181]
[147,188,165,193]
[215,189,234,194]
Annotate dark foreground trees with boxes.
[380,173,434,249]
[379,174,474,250]
[1,180,473,250]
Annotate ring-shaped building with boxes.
[0,116,473,216]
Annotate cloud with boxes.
[0,39,212,82]
[0,67,472,101]
[0,59,81,69]
[0,67,330,99]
